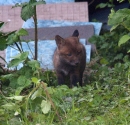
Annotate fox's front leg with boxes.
[70,72,80,87]
[56,72,65,85]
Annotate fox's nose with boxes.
[75,61,79,66]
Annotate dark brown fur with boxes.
[53,30,86,87]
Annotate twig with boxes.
[27,42,35,59]
[14,42,22,52]
[33,5,38,60]
[40,81,62,122]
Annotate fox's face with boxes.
[55,35,83,66]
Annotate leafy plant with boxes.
[108,8,130,51]
[14,0,46,60]
[96,0,114,9]
[89,25,130,66]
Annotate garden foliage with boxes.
[0,0,130,124]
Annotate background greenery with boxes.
[0,0,130,124]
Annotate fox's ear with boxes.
[72,30,79,37]
[55,35,65,48]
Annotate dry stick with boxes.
[40,81,62,122]
[33,5,38,60]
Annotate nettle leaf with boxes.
[96,3,107,9]
[0,21,5,29]
[30,1,45,6]
[27,60,40,70]
[31,88,42,100]
[100,58,109,65]
[6,96,25,101]
[108,8,130,26]
[118,35,130,47]
[8,52,29,67]
[2,103,17,110]
[0,37,7,50]
[8,59,22,68]
[16,28,28,36]
[114,53,123,60]
[17,75,31,87]
[7,33,19,45]
[101,43,109,49]
[21,5,34,21]
[123,18,130,31]
[15,87,24,95]
[21,0,45,21]
[127,49,130,53]
[31,77,40,84]
[20,51,29,60]
[41,100,51,114]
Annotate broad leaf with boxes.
[2,103,16,110]
[7,33,19,45]
[27,60,40,70]
[118,35,130,47]
[0,21,5,29]
[15,87,24,95]
[30,1,45,6]
[31,88,42,100]
[21,5,34,21]
[6,96,25,101]
[108,8,130,31]
[31,77,40,84]
[17,75,31,87]
[16,28,28,36]
[8,52,29,67]
[100,58,109,65]
[127,49,130,53]
[0,37,7,50]
[41,100,51,114]
[20,0,45,21]
[96,3,107,9]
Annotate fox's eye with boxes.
[77,51,81,55]
[66,53,72,56]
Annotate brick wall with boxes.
[0,2,88,64]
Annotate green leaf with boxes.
[6,96,25,101]
[108,8,130,30]
[17,75,31,87]
[30,1,45,6]
[31,77,38,83]
[20,51,29,60]
[8,59,22,68]
[96,3,107,9]
[0,21,5,29]
[27,60,40,70]
[114,53,123,60]
[0,37,8,50]
[16,28,28,36]
[127,49,130,53]
[110,24,119,32]
[41,100,51,114]
[100,58,109,65]
[31,88,42,100]
[8,52,29,67]
[7,33,19,45]
[2,103,17,110]
[15,87,24,95]
[118,35,130,47]
[31,77,40,84]
[21,5,34,21]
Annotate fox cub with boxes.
[53,30,86,87]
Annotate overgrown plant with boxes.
[0,21,14,75]
[14,0,46,60]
